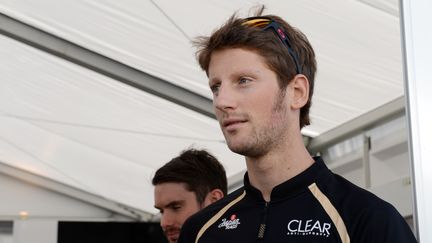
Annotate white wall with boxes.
[0,234,13,243]
[0,173,116,220]
[0,172,135,243]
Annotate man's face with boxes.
[208,48,291,157]
[154,182,202,243]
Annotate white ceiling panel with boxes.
[0,34,244,214]
[0,0,404,136]
[0,0,212,97]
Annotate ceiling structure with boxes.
[0,0,403,218]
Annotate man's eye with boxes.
[172,205,181,211]
[210,84,220,94]
[239,77,250,84]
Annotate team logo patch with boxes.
[287,219,331,237]
[218,214,241,229]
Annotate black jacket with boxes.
[178,157,417,243]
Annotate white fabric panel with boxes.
[0,0,403,136]
[0,34,244,214]
[0,0,211,98]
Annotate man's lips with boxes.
[222,118,247,130]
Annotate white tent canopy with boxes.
[0,0,403,218]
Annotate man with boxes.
[152,148,227,243]
[178,7,417,243]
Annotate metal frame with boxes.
[307,97,405,154]
[400,0,432,241]
[362,135,371,189]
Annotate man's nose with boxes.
[160,213,173,229]
[214,84,236,112]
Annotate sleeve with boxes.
[352,202,417,243]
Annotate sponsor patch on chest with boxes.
[287,219,331,237]
[218,214,241,230]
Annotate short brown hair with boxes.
[194,7,317,128]
[152,149,227,205]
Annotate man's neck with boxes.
[245,134,314,202]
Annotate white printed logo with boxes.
[287,219,331,237]
[218,214,241,230]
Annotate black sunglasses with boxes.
[242,17,302,74]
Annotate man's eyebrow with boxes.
[166,200,183,207]
[208,77,220,85]
[154,200,184,210]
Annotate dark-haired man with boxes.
[152,148,227,243]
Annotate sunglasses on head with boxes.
[242,17,302,74]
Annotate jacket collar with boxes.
[243,156,331,202]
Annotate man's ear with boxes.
[290,74,310,109]
[203,189,224,207]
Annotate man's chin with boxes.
[228,142,266,158]
[226,138,249,152]
[228,144,250,156]
[168,239,177,243]
[166,233,179,243]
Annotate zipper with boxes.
[257,201,269,239]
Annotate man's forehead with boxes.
[154,182,197,206]
[208,49,269,79]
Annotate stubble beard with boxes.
[225,90,289,158]
[163,226,180,243]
